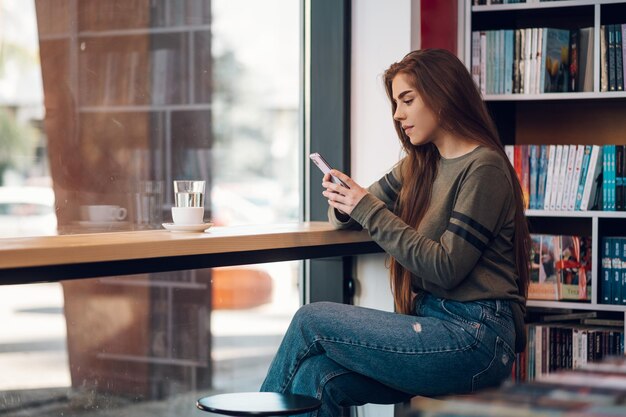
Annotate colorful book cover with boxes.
[529,234,560,300]
[559,235,592,301]
[543,28,570,93]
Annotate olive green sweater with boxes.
[329,146,526,352]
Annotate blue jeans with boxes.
[260,293,516,417]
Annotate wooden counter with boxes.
[0,222,381,284]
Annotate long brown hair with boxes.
[383,49,530,314]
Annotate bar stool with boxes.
[196,392,322,416]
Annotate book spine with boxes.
[544,144,556,210]
[601,25,608,92]
[575,145,591,211]
[568,145,585,210]
[480,32,487,95]
[616,145,624,211]
[505,29,514,94]
[613,238,621,304]
[616,25,624,91]
[555,145,570,210]
[601,237,611,304]
[549,145,563,211]
[537,144,548,210]
[609,24,616,92]
[472,31,481,88]
[535,28,543,94]
[617,237,626,305]
[581,146,603,211]
[530,145,539,209]
[569,28,579,92]
[603,146,608,210]
[561,144,577,211]
[514,29,521,94]
[623,24,626,93]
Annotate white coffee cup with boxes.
[171,206,204,225]
[81,205,127,222]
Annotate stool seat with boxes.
[196,392,322,416]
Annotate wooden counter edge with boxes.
[0,222,374,270]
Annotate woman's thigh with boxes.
[295,299,513,396]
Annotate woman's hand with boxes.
[322,170,368,216]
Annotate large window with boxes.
[0,0,303,415]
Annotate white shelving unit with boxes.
[465,1,626,341]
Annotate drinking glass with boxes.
[173,180,205,208]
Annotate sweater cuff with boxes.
[350,193,386,228]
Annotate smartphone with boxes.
[309,152,350,188]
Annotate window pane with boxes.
[0,0,303,415]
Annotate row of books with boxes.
[471,27,593,95]
[79,49,191,106]
[505,144,603,212]
[600,24,626,93]
[407,357,626,417]
[601,237,626,306]
[514,322,624,383]
[529,234,591,301]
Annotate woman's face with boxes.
[391,73,439,146]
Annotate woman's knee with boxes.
[292,302,337,327]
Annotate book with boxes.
[601,237,613,304]
[613,25,624,91]
[578,27,594,92]
[549,144,563,211]
[555,144,570,210]
[529,234,560,300]
[543,28,570,92]
[544,144,556,210]
[601,25,609,92]
[575,145,591,211]
[569,28,579,92]
[609,24,617,92]
[567,145,585,211]
[580,145,602,211]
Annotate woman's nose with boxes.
[393,108,404,121]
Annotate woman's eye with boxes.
[403,99,413,105]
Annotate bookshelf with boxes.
[35,0,214,398]
[465,1,626,351]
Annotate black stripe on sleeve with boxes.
[447,223,487,252]
[387,171,401,191]
[451,211,492,240]
[377,175,398,202]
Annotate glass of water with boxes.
[173,180,205,207]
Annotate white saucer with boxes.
[162,222,213,232]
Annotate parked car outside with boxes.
[0,186,57,237]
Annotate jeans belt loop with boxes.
[494,299,502,317]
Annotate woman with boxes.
[261,49,530,416]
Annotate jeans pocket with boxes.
[471,336,515,392]
[440,299,482,328]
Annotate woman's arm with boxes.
[327,161,403,229]
[326,164,513,290]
